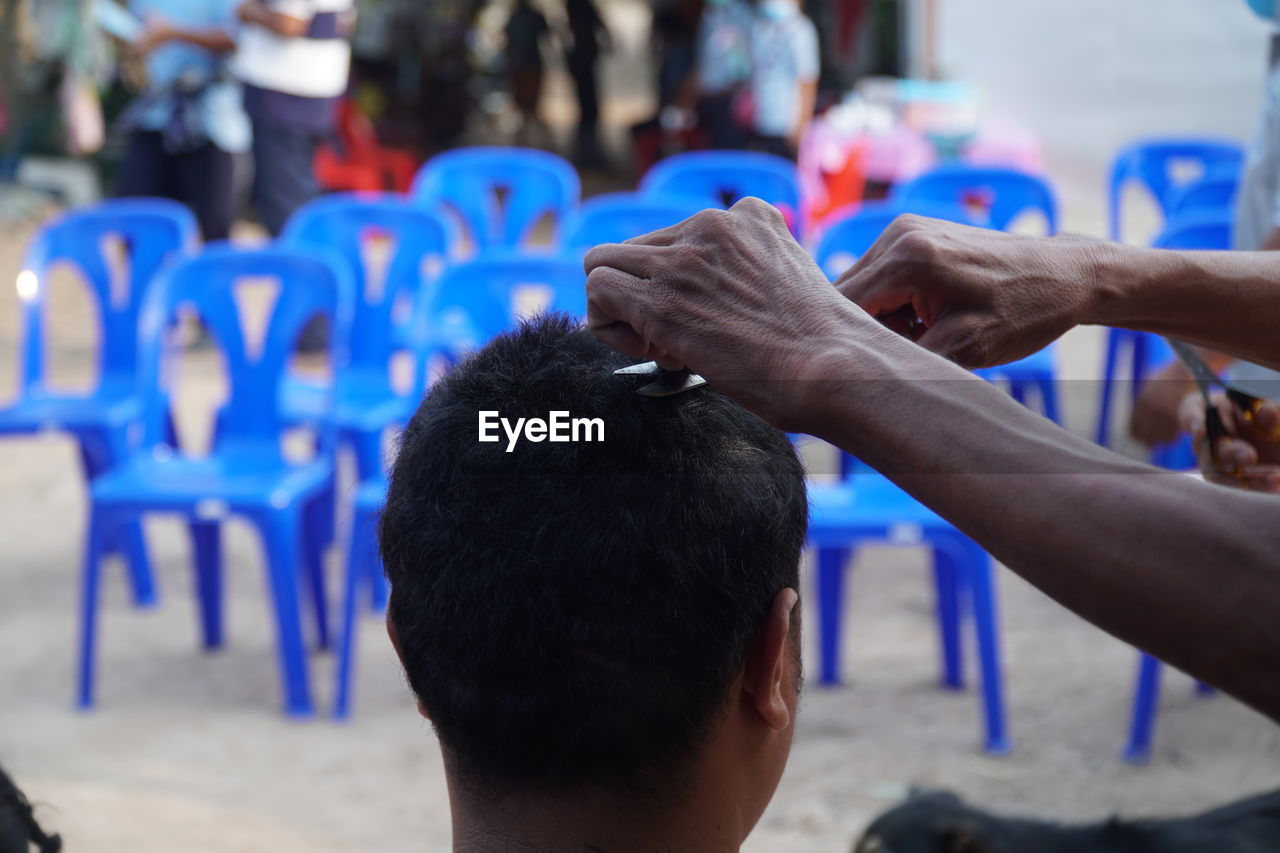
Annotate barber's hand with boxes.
[1129,361,1194,447]
[1178,391,1280,492]
[585,198,870,429]
[836,215,1105,368]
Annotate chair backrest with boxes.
[564,192,707,249]
[1165,176,1239,226]
[640,150,804,237]
[136,244,355,456]
[1151,212,1234,250]
[813,200,976,279]
[410,147,581,251]
[1108,138,1243,241]
[16,198,198,396]
[281,193,456,383]
[411,252,588,363]
[893,165,1058,233]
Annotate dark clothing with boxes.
[565,0,607,166]
[752,133,797,161]
[117,130,236,241]
[250,120,319,237]
[243,82,338,133]
[505,7,549,71]
[699,92,746,150]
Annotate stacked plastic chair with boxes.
[1097,138,1245,453]
[280,193,457,479]
[77,244,354,717]
[807,455,1010,755]
[411,147,581,251]
[333,252,588,717]
[640,150,805,239]
[0,199,198,607]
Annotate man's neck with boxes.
[448,776,746,853]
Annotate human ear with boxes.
[743,588,799,730]
[386,612,431,721]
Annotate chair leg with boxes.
[816,548,849,687]
[191,521,224,650]
[1037,376,1061,425]
[77,508,112,710]
[1125,653,1162,763]
[257,511,314,717]
[334,504,376,719]
[932,547,964,690]
[1095,329,1123,446]
[78,432,157,607]
[352,428,385,482]
[959,538,1010,755]
[301,493,332,651]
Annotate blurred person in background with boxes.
[1129,0,1280,457]
[564,0,610,168]
[231,0,355,238]
[505,0,551,146]
[115,0,247,242]
[684,0,752,149]
[747,0,818,159]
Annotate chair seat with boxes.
[280,377,415,433]
[91,453,332,513]
[808,474,953,545]
[0,388,141,435]
[974,345,1055,381]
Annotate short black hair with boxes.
[381,313,807,794]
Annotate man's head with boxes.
[381,313,807,829]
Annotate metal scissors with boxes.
[1168,339,1280,475]
[613,361,708,397]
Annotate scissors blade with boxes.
[613,361,661,376]
[1168,339,1220,401]
[612,361,708,396]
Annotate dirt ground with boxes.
[3,3,1280,849]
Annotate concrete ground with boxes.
[2,2,1279,849]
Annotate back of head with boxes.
[381,313,807,797]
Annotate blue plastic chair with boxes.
[808,463,1010,755]
[564,192,707,249]
[280,193,457,479]
[893,165,1059,233]
[410,147,581,251]
[1165,176,1239,225]
[1107,138,1243,243]
[640,150,805,238]
[813,200,976,279]
[1098,139,1243,450]
[0,198,198,607]
[334,265,530,718]
[78,244,355,716]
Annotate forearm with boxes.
[164,27,235,53]
[799,316,1280,718]
[1087,242,1280,369]
[238,1,307,37]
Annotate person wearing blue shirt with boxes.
[115,0,248,241]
